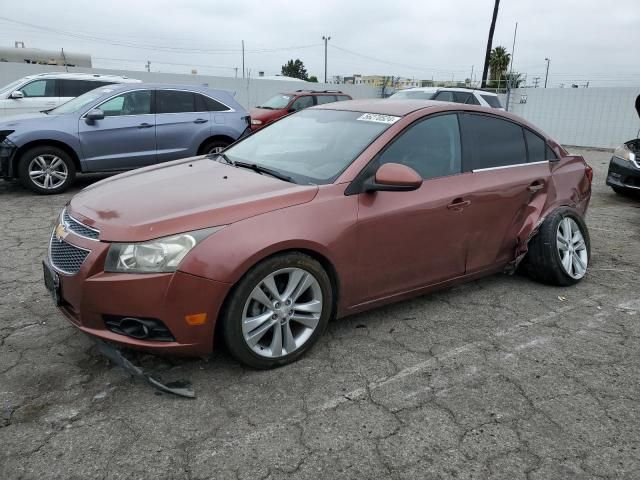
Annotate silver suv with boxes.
[0,72,141,117]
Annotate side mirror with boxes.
[9,90,24,99]
[84,108,105,124]
[364,163,423,192]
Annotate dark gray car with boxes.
[0,83,250,194]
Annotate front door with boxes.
[6,79,59,116]
[78,90,156,171]
[354,113,469,304]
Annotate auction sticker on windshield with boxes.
[356,113,400,124]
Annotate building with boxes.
[0,43,91,67]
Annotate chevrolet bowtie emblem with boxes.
[54,222,68,243]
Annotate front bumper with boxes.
[606,155,640,191]
[0,138,17,179]
[46,230,232,357]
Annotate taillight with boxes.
[585,164,593,183]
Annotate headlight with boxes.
[105,227,223,273]
[251,119,263,125]
[613,143,636,164]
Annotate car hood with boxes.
[0,112,69,130]
[68,157,319,242]
[249,107,286,123]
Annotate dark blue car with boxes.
[0,83,250,194]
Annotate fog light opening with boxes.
[120,317,151,339]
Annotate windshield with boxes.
[0,79,24,96]
[389,90,436,100]
[49,87,115,115]
[224,109,396,185]
[257,94,293,110]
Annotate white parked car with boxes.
[389,87,504,110]
[0,73,141,117]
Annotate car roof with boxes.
[280,90,348,96]
[440,87,499,96]
[21,72,141,83]
[393,87,439,93]
[100,83,235,97]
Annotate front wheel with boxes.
[201,139,230,155]
[522,207,590,286]
[222,253,333,369]
[18,146,76,194]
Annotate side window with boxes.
[195,93,229,112]
[98,91,152,116]
[433,91,454,102]
[315,95,337,105]
[290,96,314,111]
[337,95,351,101]
[466,94,481,105]
[377,114,462,180]
[460,114,527,170]
[156,90,195,113]
[545,144,558,160]
[524,129,547,163]
[60,80,104,97]
[20,79,57,98]
[452,92,472,104]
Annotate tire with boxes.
[612,186,628,195]
[521,207,591,286]
[18,146,76,194]
[222,252,333,369]
[200,139,230,155]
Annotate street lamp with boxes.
[544,57,551,88]
[322,35,331,83]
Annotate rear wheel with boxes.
[522,207,590,286]
[18,146,76,194]
[222,253,333,369]
[200,139,230,155]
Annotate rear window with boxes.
[195,93,229,112]
[337,95,351,101]
[480,94,503,108]
[315,95,337,105]
[60,80,110,97]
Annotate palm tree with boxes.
[489,46,511,86]
[481,0,501,88]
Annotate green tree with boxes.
[308,75,318,83]
[505,71,524,88]
[281,59,309,80]
[489,46,511,83]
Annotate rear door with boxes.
[458,112,551,273]
[155,90,212,162]
[354,113,469,303]
[78,89,156,171]
[6,78,59,115]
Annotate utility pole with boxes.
[322,35,331,83]
[470,65,474,86]
[505,21,518,112]
[242,40,245,79]
[146,60,151,72]
[544,57,550,88]
[234,67,238,78]
[533,76,540,88]
[481,0,501,88]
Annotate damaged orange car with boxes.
[44,100,592,369]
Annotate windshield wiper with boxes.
[257,105,273,110]
[234,161,294,183]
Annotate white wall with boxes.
[0,63,380,110]
[508,87,640,149]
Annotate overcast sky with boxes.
[0,0,638,87]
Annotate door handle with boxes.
[447,198,471,210]
[194,118,208,124]
[527,181,545,193]
[138,123,153,129]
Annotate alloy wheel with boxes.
[242,267,323,358]
[208,145,225,154]
[556,217,588,279]
[28,155,68,190]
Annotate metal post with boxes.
[544,57,550,88]
[146,60,150,72]
[242,40,245,79]
[505,22,518,112]
[322,36,331,83]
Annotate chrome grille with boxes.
[49,234,90,275]
[63,210,99,240]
